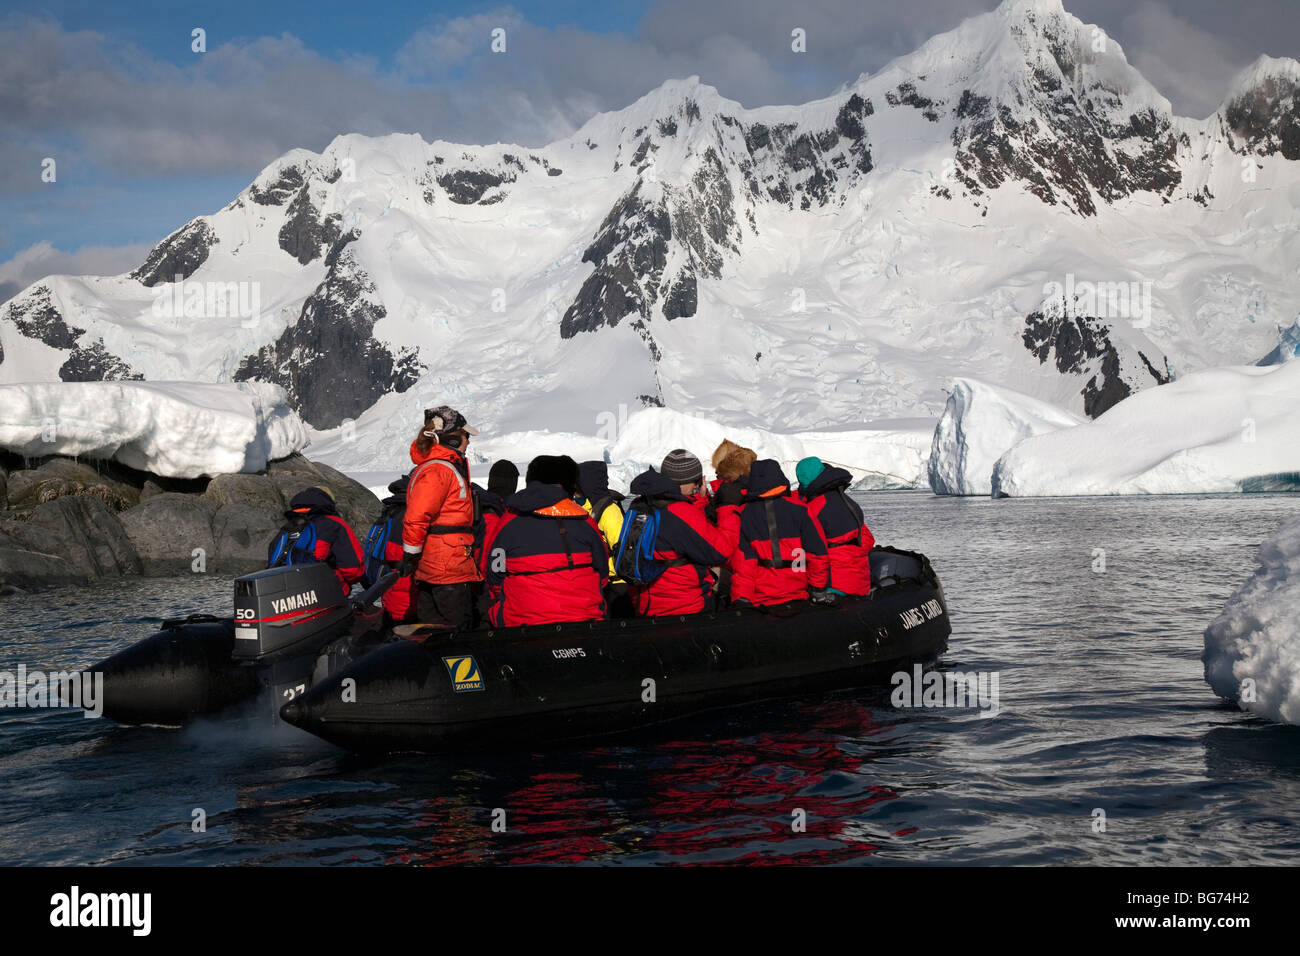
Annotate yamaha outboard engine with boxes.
[233,564,351,662]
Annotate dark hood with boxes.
[745,459,790,499]
[286,487,338,518]
[487,459,520,500]
[803,465,853,499]
[578,460,612,501]
[382,472,411,508]
[507,480,574,514]
[473,482,505,516]
[628,468,689,502]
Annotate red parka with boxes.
[482,482,608,626]
[624,469,740,617]
[266,487,365,597]
[731,460,829,606]
[800,466,874,595]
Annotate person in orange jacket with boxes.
[398,405,482,630]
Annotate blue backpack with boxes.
[268,517,319,568]
[613,499,685,587]
[361,513,400,588]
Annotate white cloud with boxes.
[1119,2,1251,118]
[0,240,150,303]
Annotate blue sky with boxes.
[0,1,650,262]
[3,0,651,62]
[1,0,1296,299]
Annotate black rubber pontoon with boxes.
[90,565,395,725]
[279,547,951,754]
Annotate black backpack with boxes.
[589,491,624,525]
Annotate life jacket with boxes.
[730,460,830,605]
[411,453,481,537]
[403,440,482,585]
[822,488,865,548]
[755,498,799,568]
[268,514,319,567]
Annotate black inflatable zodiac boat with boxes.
[278,547,951,754]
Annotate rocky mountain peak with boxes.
[3,1,1298,437]
[1220,55,1300,158]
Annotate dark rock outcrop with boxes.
[946,23,1184,218]
[0,496,141,586]
[118,494,221,575]
[0,286,143,381]
[249,164,306,206]
[131,220,218,287]
[2,286,80,349]
[58,340,145,382]
[436,168,516,204]
[279,187,343,265]
[235,242,422,428]
[203,473,293,568]
[0,454,379,589]
[1022,309,1169,418]
[1224,72,1300,160]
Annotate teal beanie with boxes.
[795,456,825,489]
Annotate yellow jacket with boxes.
[582,496,625,583]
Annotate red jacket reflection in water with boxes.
[482,481,609,626]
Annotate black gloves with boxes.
[714,481,744,509]
[810,588,839,606]
[397,551,421,578]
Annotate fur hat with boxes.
[525,455,580,495]
[716,446,757,482]
[711,439,743,471]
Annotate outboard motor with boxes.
[233,564,351,663]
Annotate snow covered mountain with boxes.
[3,0,1299,470]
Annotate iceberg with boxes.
[312,406,935,494]
[0,381,308,478]
[928,378,1084,496]
[991,363,1300,496]
[1257,318,1300,367]
[1204,517,1300,725]
[600,408,933,492]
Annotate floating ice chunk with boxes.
[1204,517,1300,725]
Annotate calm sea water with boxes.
[2,492,1298,866]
